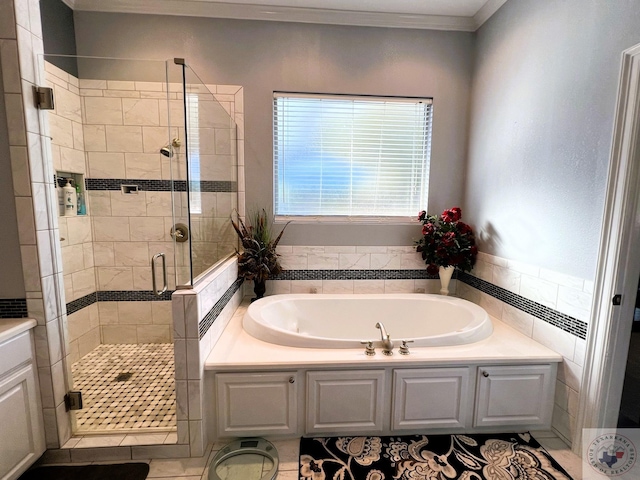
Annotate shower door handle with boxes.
[151,253,168,296]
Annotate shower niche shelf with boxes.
[55,171,86,217]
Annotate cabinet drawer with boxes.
[215,372,298,437]
[392,368,471,430]
[307,370,385,434]
[0,332,32,378]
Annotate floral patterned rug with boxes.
[299,433,573,480]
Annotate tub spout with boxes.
[375,322,394,356]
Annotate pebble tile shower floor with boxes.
[71,343,176,434]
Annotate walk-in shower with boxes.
[41,54,239,437]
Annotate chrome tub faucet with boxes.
[375,322,394,356]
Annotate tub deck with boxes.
[205,302,562,371]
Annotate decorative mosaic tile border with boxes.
[66,290,174,316]
[66,292,98,315]
[0,298,28,319]
[198,277,244,339]
[97,290,175,302]
[272,269,438,280]
[457,271,588,339]
[84,178,237,193]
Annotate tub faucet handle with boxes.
[360,340,376,356]
[399,340,414,355]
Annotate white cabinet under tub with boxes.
[0,320,45,480]
[392,367,472,431]
[306,370,386,434]
[474,364,555,428]
[215,371,299,438]
[212,362,558,439]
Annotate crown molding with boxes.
[70,0,484,31]
[473,0,508,29]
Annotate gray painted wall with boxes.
[0,61,26,298]
[72,13,475,246]
[40,0,78,76]
[466,0,640,280]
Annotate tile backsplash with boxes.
[460,251,590,447]
[265,245,442,296]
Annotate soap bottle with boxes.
[76,184,86,215]
[63,179,77,216]
[57,178,65,215]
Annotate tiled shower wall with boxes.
[46,61,242,355]
[268,245,592,447]
[81,73,179,347]
[46,62,99,364]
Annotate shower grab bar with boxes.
[151,253,167,296]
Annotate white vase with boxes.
[438,265,455,296]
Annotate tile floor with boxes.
[71,343,176,434]
[44,433,582,480]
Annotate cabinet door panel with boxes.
[393,368,470,430]
[0,364,44,480]
[216,372,297,437]
[474,365,555,428]
[307,370,385,433]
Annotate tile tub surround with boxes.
[204,298,563,443]
[458,252,592,448]
[267,246,592,447]
[207,300,563,368]
[263,245,445,296]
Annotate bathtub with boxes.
[243,293,493,348]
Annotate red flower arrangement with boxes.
[416,207,478,275]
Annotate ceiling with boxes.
[62,0,508,31]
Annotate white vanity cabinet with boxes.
[215,371,298,437]
[392,367,471,431]
[0,321,45,480]
[473,364,556,428]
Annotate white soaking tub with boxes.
[243,293,493,348]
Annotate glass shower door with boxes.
[41,54,178,436]
[171,60,238,288]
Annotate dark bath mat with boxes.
[19,462,149,480]
[300,433,574,479]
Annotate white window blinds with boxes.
[273,93,433,219]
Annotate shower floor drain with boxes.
[115,372,133,382]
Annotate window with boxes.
[273,93,433,221]
[186,91,201,214]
